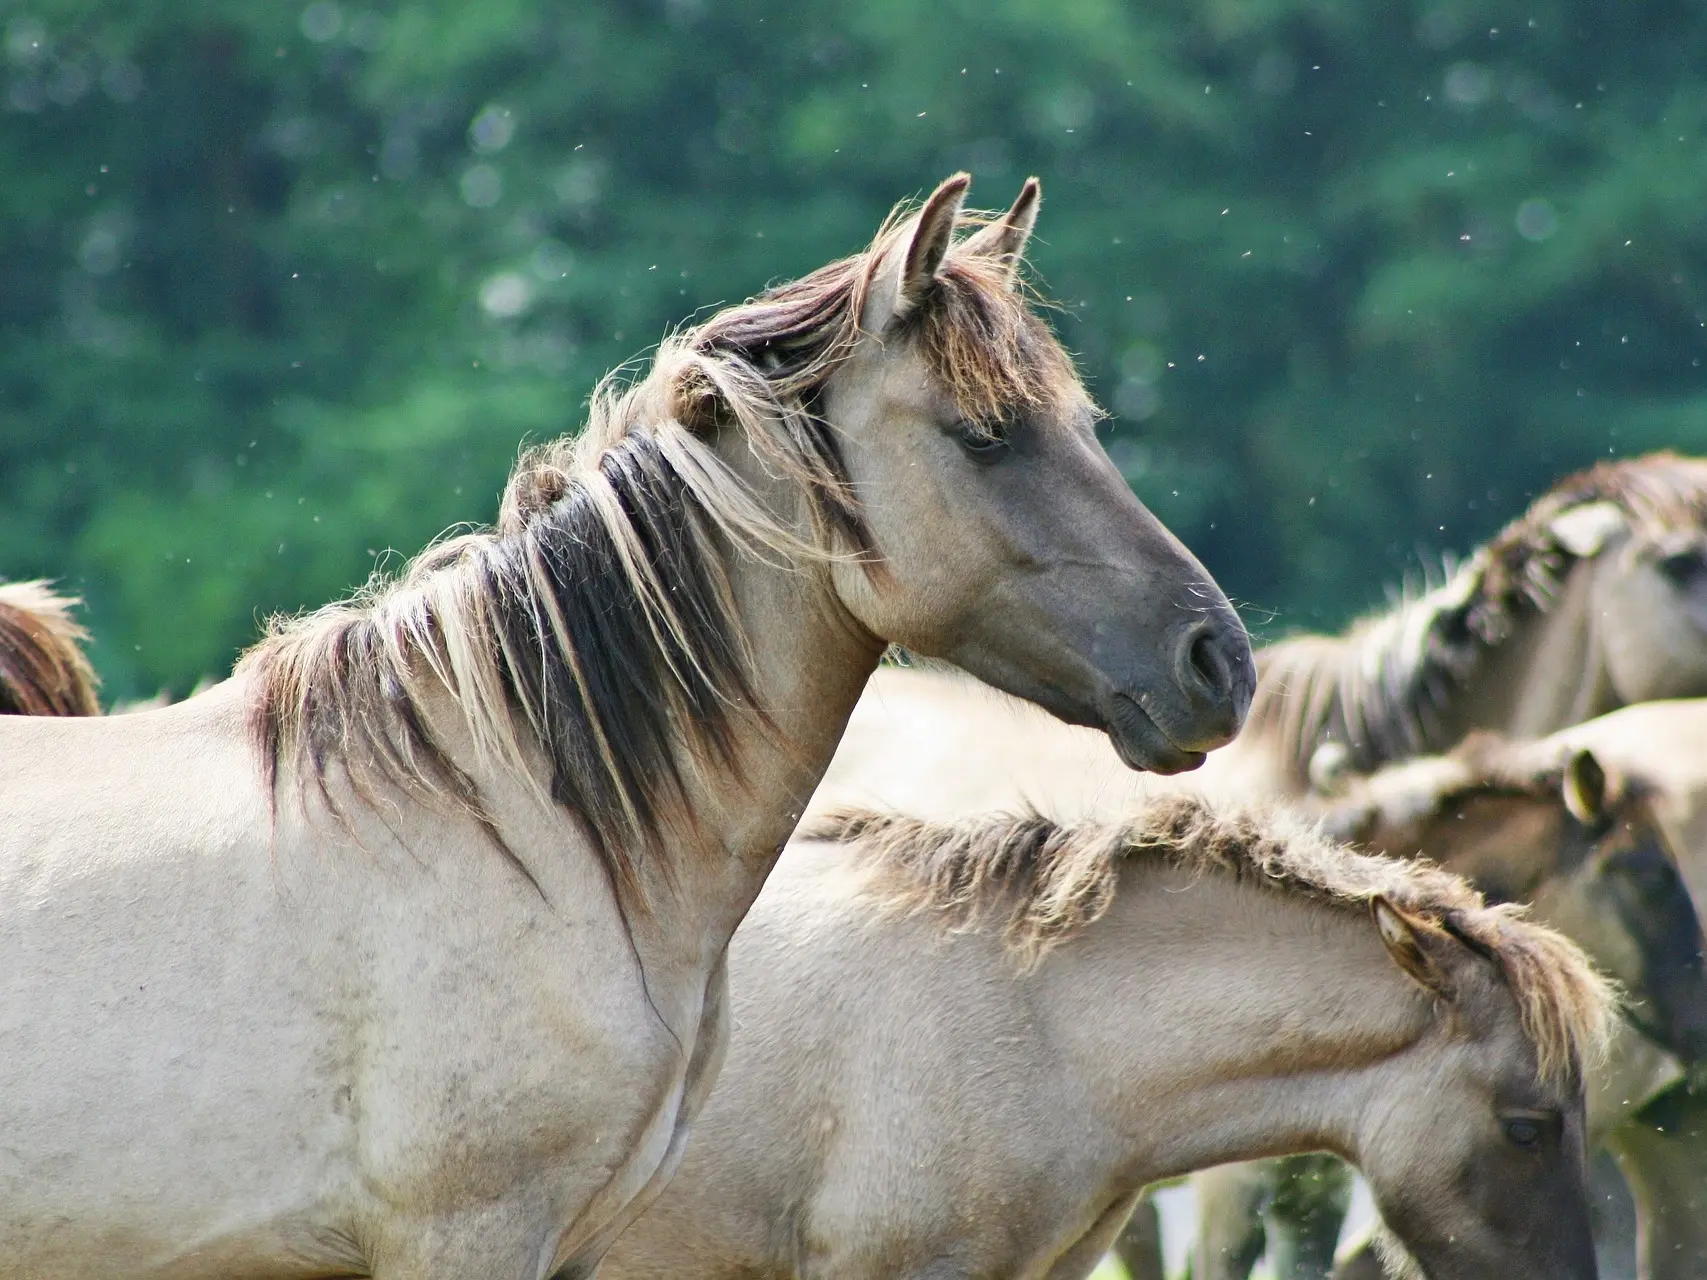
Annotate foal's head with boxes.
[689,175,1254,771]
[1322,735,1707,1065]
[1353,893,1609,1280]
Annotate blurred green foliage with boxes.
[2,0,1706,695]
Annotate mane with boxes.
[1316,731,1651,844]
[806,793,1616,1087]
[1250,451,1707,780]
[239,193,1079,910]
[0,581,101,717]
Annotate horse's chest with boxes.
[346,930,717,1259]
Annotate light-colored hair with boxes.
[240,191,1086,911]
[1250,451,1707,781]
[1315,731,1651,847]
[0,580,100,717]
[806,793,1616,1087]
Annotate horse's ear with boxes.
[866,174,969,331]
[962,176,1041,286]
[1562,748,1608,825]
[1372,897,1455,999]
[1548,501,1627,557]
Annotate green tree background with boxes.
[3,0,1705,697]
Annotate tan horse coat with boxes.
[604,797,1611,1280]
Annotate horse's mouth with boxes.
[1102,693,1207,775]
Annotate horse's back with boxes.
[606,840,1105,1280]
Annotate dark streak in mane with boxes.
[0,582,100,718]
[239,192,1081,918]
[1252,451,1707,780]
[805,793,1615,1086]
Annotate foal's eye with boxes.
[1500,1116,1545,1150]
[954,420,1009,460]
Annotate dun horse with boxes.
[1175,735,1707,1280]
[601,795,1614,1280]
[0,580,99,716]
[0,176,1255,1279]
[1196,458,1707,1280]
[1540,699,1707,1280]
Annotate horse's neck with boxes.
[666,536,884,932]
[413,473,884,963]
[1438,557,1616,743]
[594,446,886,955]
[1060,865,1432,1180]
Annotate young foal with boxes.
[602,795,1613,1280]
[0,580,99,716]
[0,177,1253,1280]
[1181,736,1707,1280]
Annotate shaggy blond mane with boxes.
[0,581,100,717]
[1249,451,1707,780]
[807,793,1615,1087]
[240,187,1084,910]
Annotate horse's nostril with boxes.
[1182,629,1237,706]
[1189,633,1223,692]
[1172,619,1255,737]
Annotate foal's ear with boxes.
[1372,897,1455,999]
[962,177,1042,286]
[1561,749,1608,825]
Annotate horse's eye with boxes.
[955,421,1009,460]
[1658,547,1707,586]
[1500,1116,1546,1150]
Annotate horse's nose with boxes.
[1173,617,1254,742]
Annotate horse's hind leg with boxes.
[1264,1153,1352,1280]
[1192,1161,1271,1280]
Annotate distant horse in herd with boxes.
[0,580,99,717]
[3,172,1707,1280]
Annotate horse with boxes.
[1175,733,1707,1280]
[1534,698,1707,1280]
[1245,452,1707,796]
[0,174,1256,1280]
[1193,456,1707,1280]
[0,580,100,716]
[599,793,1615,1280]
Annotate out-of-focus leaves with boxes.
[2,0,1707,691]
